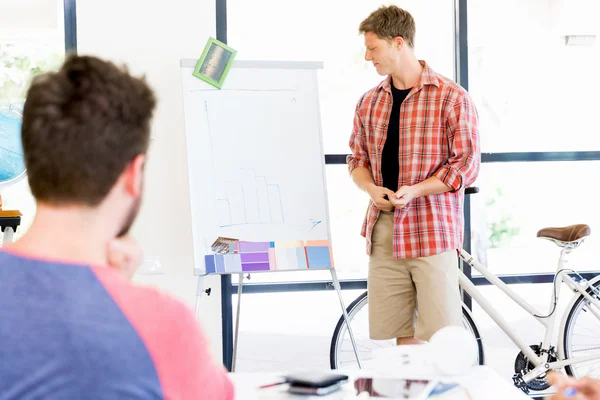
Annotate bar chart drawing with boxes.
[181,61,338,276]
[216,168,285,228]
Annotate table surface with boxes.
[228,365,532,399]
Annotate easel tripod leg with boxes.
[231,273,243,372]
[330,269,362,369]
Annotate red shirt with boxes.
[0,248,234,400]
[347,61,480,259]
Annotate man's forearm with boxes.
[413,176,453,197]
[351,167,376,192]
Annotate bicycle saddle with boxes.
[537,224,591,242]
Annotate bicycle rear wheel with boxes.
[330,291,485,370]
[561,280,600,379]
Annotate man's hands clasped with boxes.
[367,184,421,211]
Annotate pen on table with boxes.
[258,381,287,389]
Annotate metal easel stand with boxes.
[330,268,362,369]
[227,269,362,372]
[231,273,243,372]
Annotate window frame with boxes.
[222,0,600,370]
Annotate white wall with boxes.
[0,0,60,38]
[77,0,224,361]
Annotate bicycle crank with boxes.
[514,344,557,391]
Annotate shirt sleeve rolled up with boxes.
[347,97,371,174]
[434,95,481,191]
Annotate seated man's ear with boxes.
[123,155,146,197]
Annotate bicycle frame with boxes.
[459,246,600,382]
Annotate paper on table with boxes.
[427,382,472,400]
[361,344,439,379]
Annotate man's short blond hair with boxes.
[359,5,416,48]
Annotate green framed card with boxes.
[192,37,237,89]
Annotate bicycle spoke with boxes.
[576,363,600,376]
[342,342,380,352]
[331,293,483,370]
[340,341,389,353]
[352,338,387,349]
[564,283,600,380]
[575,324,600,336]
[571,333,600,339]
[570,344,600,349]
[572,358,600,368]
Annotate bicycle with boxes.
[330,192,600,394]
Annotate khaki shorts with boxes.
[368,211,462,341]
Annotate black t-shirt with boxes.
[381,84,412,192]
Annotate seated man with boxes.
[0,55,234,399]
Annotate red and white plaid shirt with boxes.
[347,61,480,259]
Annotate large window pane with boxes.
[226,1,454,283]
[468,0,599,152]
[228,0,455,155]
[0,0,65,241]
[469,161,600,275]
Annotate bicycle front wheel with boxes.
[561,280,600,379]
[330,291,485,370]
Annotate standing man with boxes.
[347,5,480,345]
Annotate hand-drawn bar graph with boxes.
[216,168,284,227]
[184,69,333,276]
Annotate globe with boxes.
[0,104,26,189]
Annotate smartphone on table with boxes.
[283,372,349,396]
